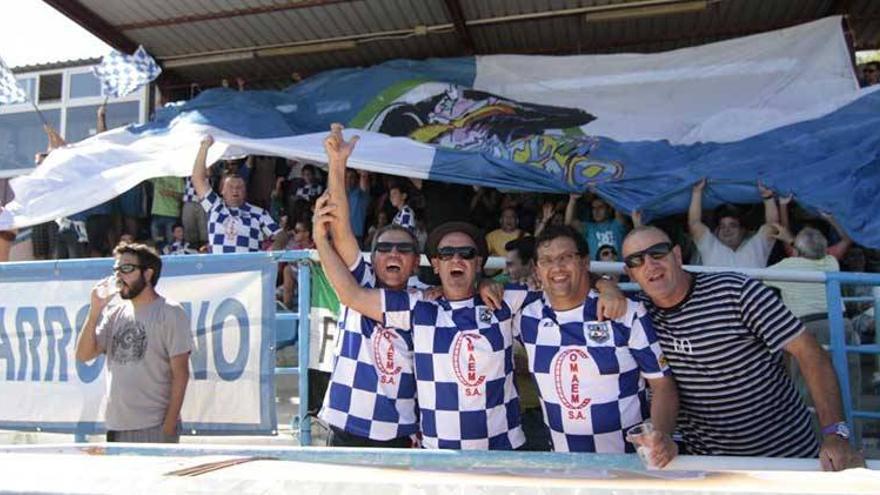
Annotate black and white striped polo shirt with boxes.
[641,272,819,457]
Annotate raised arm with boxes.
[687,178,709,241]
[563,193,580,227]
[75,281,114,362]
[758,182,779,239]
[324,124,362,266]
[43,125,66,150]
[822,212,852,261]
[313,193,383,321]
[97,104,107,133]
[535,201,554,236]
[191,135,214,200]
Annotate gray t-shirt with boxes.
[96,297,193,431]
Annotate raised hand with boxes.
[693,177,707,193]
[324,123,360,163]
[201,134,214,148]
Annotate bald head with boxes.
[622,226,671,257]
[622,225,690,308]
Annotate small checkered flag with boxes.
[93,45,162,98]
[0,55,27,105]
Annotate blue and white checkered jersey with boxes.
[382,290,527,450]
[182,177,198,203]
[295,182,324,202]
[512,289,670,453]
[200,190,279,253]
[392,205,416,231]
[319,254,418,441]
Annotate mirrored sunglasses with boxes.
[623,242,673,268]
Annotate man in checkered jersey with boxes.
[316,211,528,449]
[192,135,281,253]
[316,124,421,447]
[483,225,679,466]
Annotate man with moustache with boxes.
[192,135,280,253]
[482,226,678,464]
[316,125,422,447]
[621,226,864,470]
[76,242,192,443]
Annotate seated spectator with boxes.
[162,224,197,256]
[565,193,627,257]
[493,236,535,285]
[364,210,390,248]
[688,179,778,268]
[778,195,851,261]
[765,226,861,414]
[861,61,879,87]
[389,181,416,231]
[280,218,316,309]
[293,164,324,202]
[486,207,525,257]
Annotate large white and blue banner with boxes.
[2,16,879,247]
[0,253,277,434]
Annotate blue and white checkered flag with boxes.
[0,55,27,105]
[93,45,162,98]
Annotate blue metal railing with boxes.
[1,252,878,448]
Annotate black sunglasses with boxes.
[436,246,477,261]
[113,263,144,274]
[375,241,416,254]
[623,242,673,268]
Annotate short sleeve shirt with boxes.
[513,290,670,452]
[696,231,773,268]
[201,190,279,253]
[182,177,198,203]
[319,254,418,441]
[96,297,193,431]
[585,220,626,258]
[641,272,818,457]
[382,290,525,450]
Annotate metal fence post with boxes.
[296,260,312,446]
[824,277,853,430]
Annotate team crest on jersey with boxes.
[553,349,591,413]
[452,332,487,396]
[479,307,493,323]
[541,318,554,328]
[372,327,403,383]
[586,321,611,343]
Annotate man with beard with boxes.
[75,242,192,443]
[621,226,864,470]
[192,135,281,254]
[316,125,422,447]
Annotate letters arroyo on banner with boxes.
[0,253,277,434]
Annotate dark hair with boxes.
[595,243,617,261]
[301,164,317,175]
[535,224,589,257]
[113,242,162,286]
[388,179,408,196]
[714,204,744,224]
[172,223,183,231]
[866,61,880,71]
[370,224,420,254]
[222,173,245,185]
[505,236,535,265]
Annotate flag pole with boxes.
[29,99,49,127]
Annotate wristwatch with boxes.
[820,422,851,440]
